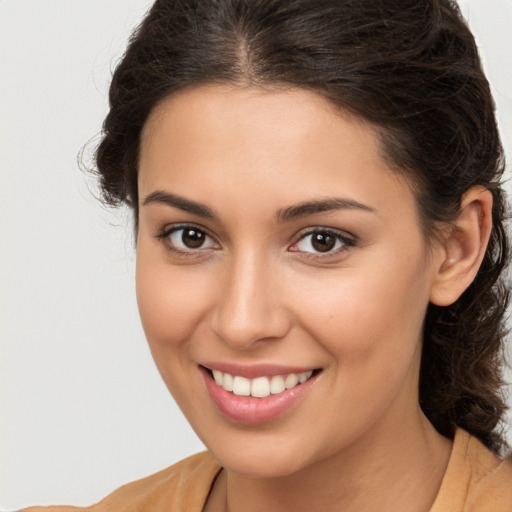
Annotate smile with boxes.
[200,365,320,424]
[211,369,314,398]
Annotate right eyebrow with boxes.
[276,197,376,223]
[142,191,217,219]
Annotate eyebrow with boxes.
[142,190,375,222]
[142,190,217,219]
[276,198,376,222]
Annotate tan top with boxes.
[430,429,512,511]
[21,429,512,512]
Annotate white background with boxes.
[1,1,511,509]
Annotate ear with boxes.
[429,186,493,307]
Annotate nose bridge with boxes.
[211,246,289,349]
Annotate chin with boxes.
[201,430,322,478]
[217,451,308,478]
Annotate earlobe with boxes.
[430,186,493,307]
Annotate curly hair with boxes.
[95,0,510,452]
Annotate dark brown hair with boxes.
[95,0,510,452]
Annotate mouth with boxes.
[199,364,321,424]
[204,366,318,398]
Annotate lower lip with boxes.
[200,366,317,424]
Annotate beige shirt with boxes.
[21,429,512,512]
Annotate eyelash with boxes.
[155,223,356,259]
[155,223,219,257]
[290,229,356,259]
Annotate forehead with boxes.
[138,84,418,224]
[140,84,381,164]
[142,86,332,172]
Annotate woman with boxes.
[22,0,512,510]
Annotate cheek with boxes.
[291,262,430,444]
[295,250,431,374]
[135,248,212,354]
[135,249,217,411]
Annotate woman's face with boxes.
[136,85,445,477]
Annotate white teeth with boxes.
[270,375,285,394]
[212,370,223,386]
[284,373,299,389]
[251,376,271,398]
[223,373,234,392]
[211,369,314,398]
[300,370,313,383]
[233,376,251,396]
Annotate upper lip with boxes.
[200,362,318,379]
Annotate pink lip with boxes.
[199,365,318,424]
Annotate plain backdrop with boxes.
[1,0,511,509]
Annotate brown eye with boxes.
[292,229,353,255]
[311,232,336,252]
[165,226,217,252]
[181,228,206,248]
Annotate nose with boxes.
[210,250,292,350]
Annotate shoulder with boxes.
[432,429,512,512]
[20,451,221,512]
[464,433,512,511]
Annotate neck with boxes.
[205,410,452,512]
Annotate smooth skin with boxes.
[136,85,492,512]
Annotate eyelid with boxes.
[154,223,355,259]
[288,227,356,257]
[155,222,220,254]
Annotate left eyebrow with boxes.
[142,190,217,219]
[276,198,376,223]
